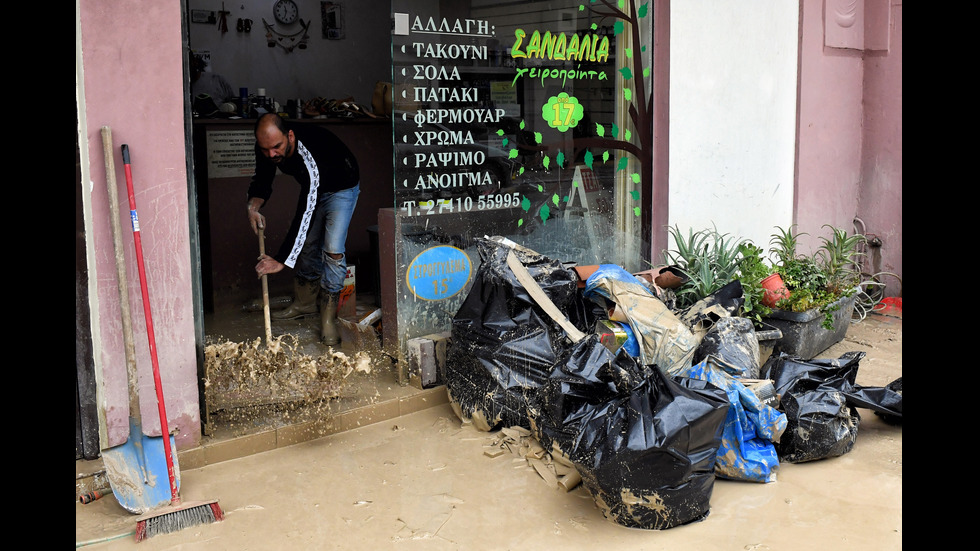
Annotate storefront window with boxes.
[388,0,653,358]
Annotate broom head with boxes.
[134,499,224,542]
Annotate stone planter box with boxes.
[762,291,857,360]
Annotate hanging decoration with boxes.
[263,18,311,52]
[217,2,230,33]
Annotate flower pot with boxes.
[654,265,688,289]
[760,273,790,308]
[762,291,858,360]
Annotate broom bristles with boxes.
[134,500,223,542]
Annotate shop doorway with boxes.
[184,1,399,435]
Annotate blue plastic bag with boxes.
[673,358,787,482]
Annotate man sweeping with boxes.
[246,113,360,346]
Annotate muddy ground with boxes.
[75,310,901,550]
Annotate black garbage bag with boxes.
[763,351,903,419]
[678,279,745,332]
[532,334,729,530]
[529,334,655,461]
[762,351,902,462]
[874,377,903,425]
[445,238,597,431]
[773,379,860,463]
[691,316,762,379]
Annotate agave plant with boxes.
[663,224,710,272]
[816,225,866,290]
[769,224,806,266]
[663,224,745,308]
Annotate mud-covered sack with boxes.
[673,357,786,482]
[775,384,860,463]
[533,336,728,530]
[529,333,655,461]
[582,264,698,373]
[763,351,901,419]
[445,238,596,431]
[763,352,865,462]
[690,316,762,379]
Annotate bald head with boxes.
[255,113,287,136]
[255,114,294,163]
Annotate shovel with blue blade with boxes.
[100,126,180,514]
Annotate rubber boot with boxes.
[272,277,319,320]
[319,291,341,346]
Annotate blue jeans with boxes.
[294,184,360,294]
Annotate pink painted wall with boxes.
[796,0,865,255]
[79,1,201,449]
[796,0,902,296]
[858,3,902,296]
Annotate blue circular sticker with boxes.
[405,245,472,301]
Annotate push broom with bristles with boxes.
[118,142,224,541]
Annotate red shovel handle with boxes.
[121,144,180,505]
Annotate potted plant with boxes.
[762,225,867,359]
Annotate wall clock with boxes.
[274,0,299,25]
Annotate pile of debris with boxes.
[444,237,902,530]
[203,334,371,427]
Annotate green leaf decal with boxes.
[501,138,508,147]
[625,129,632,141]
[539,204,551,222]
[543,156,551,170]
[624,88,632,101]
[496,129,505,136]
[556,151,565,167]
[617,157,629,171]
[633,206,642,217]
[630,190,640,200]
[519,120,525,130]
[596,123,605,137]
[584,150,594,168]
[631,173,641,184]
[624,48,632,58]
[534,132,543,144]
[521,196,531,212]
[508,149,519,159]
[602,151,610,163]
[638,3,648,17]
[619,67,633,80]
[614,21,623,35]
[611,123,619,138]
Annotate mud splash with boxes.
[203,334,372,434]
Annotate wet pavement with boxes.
[75,309,901,550]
